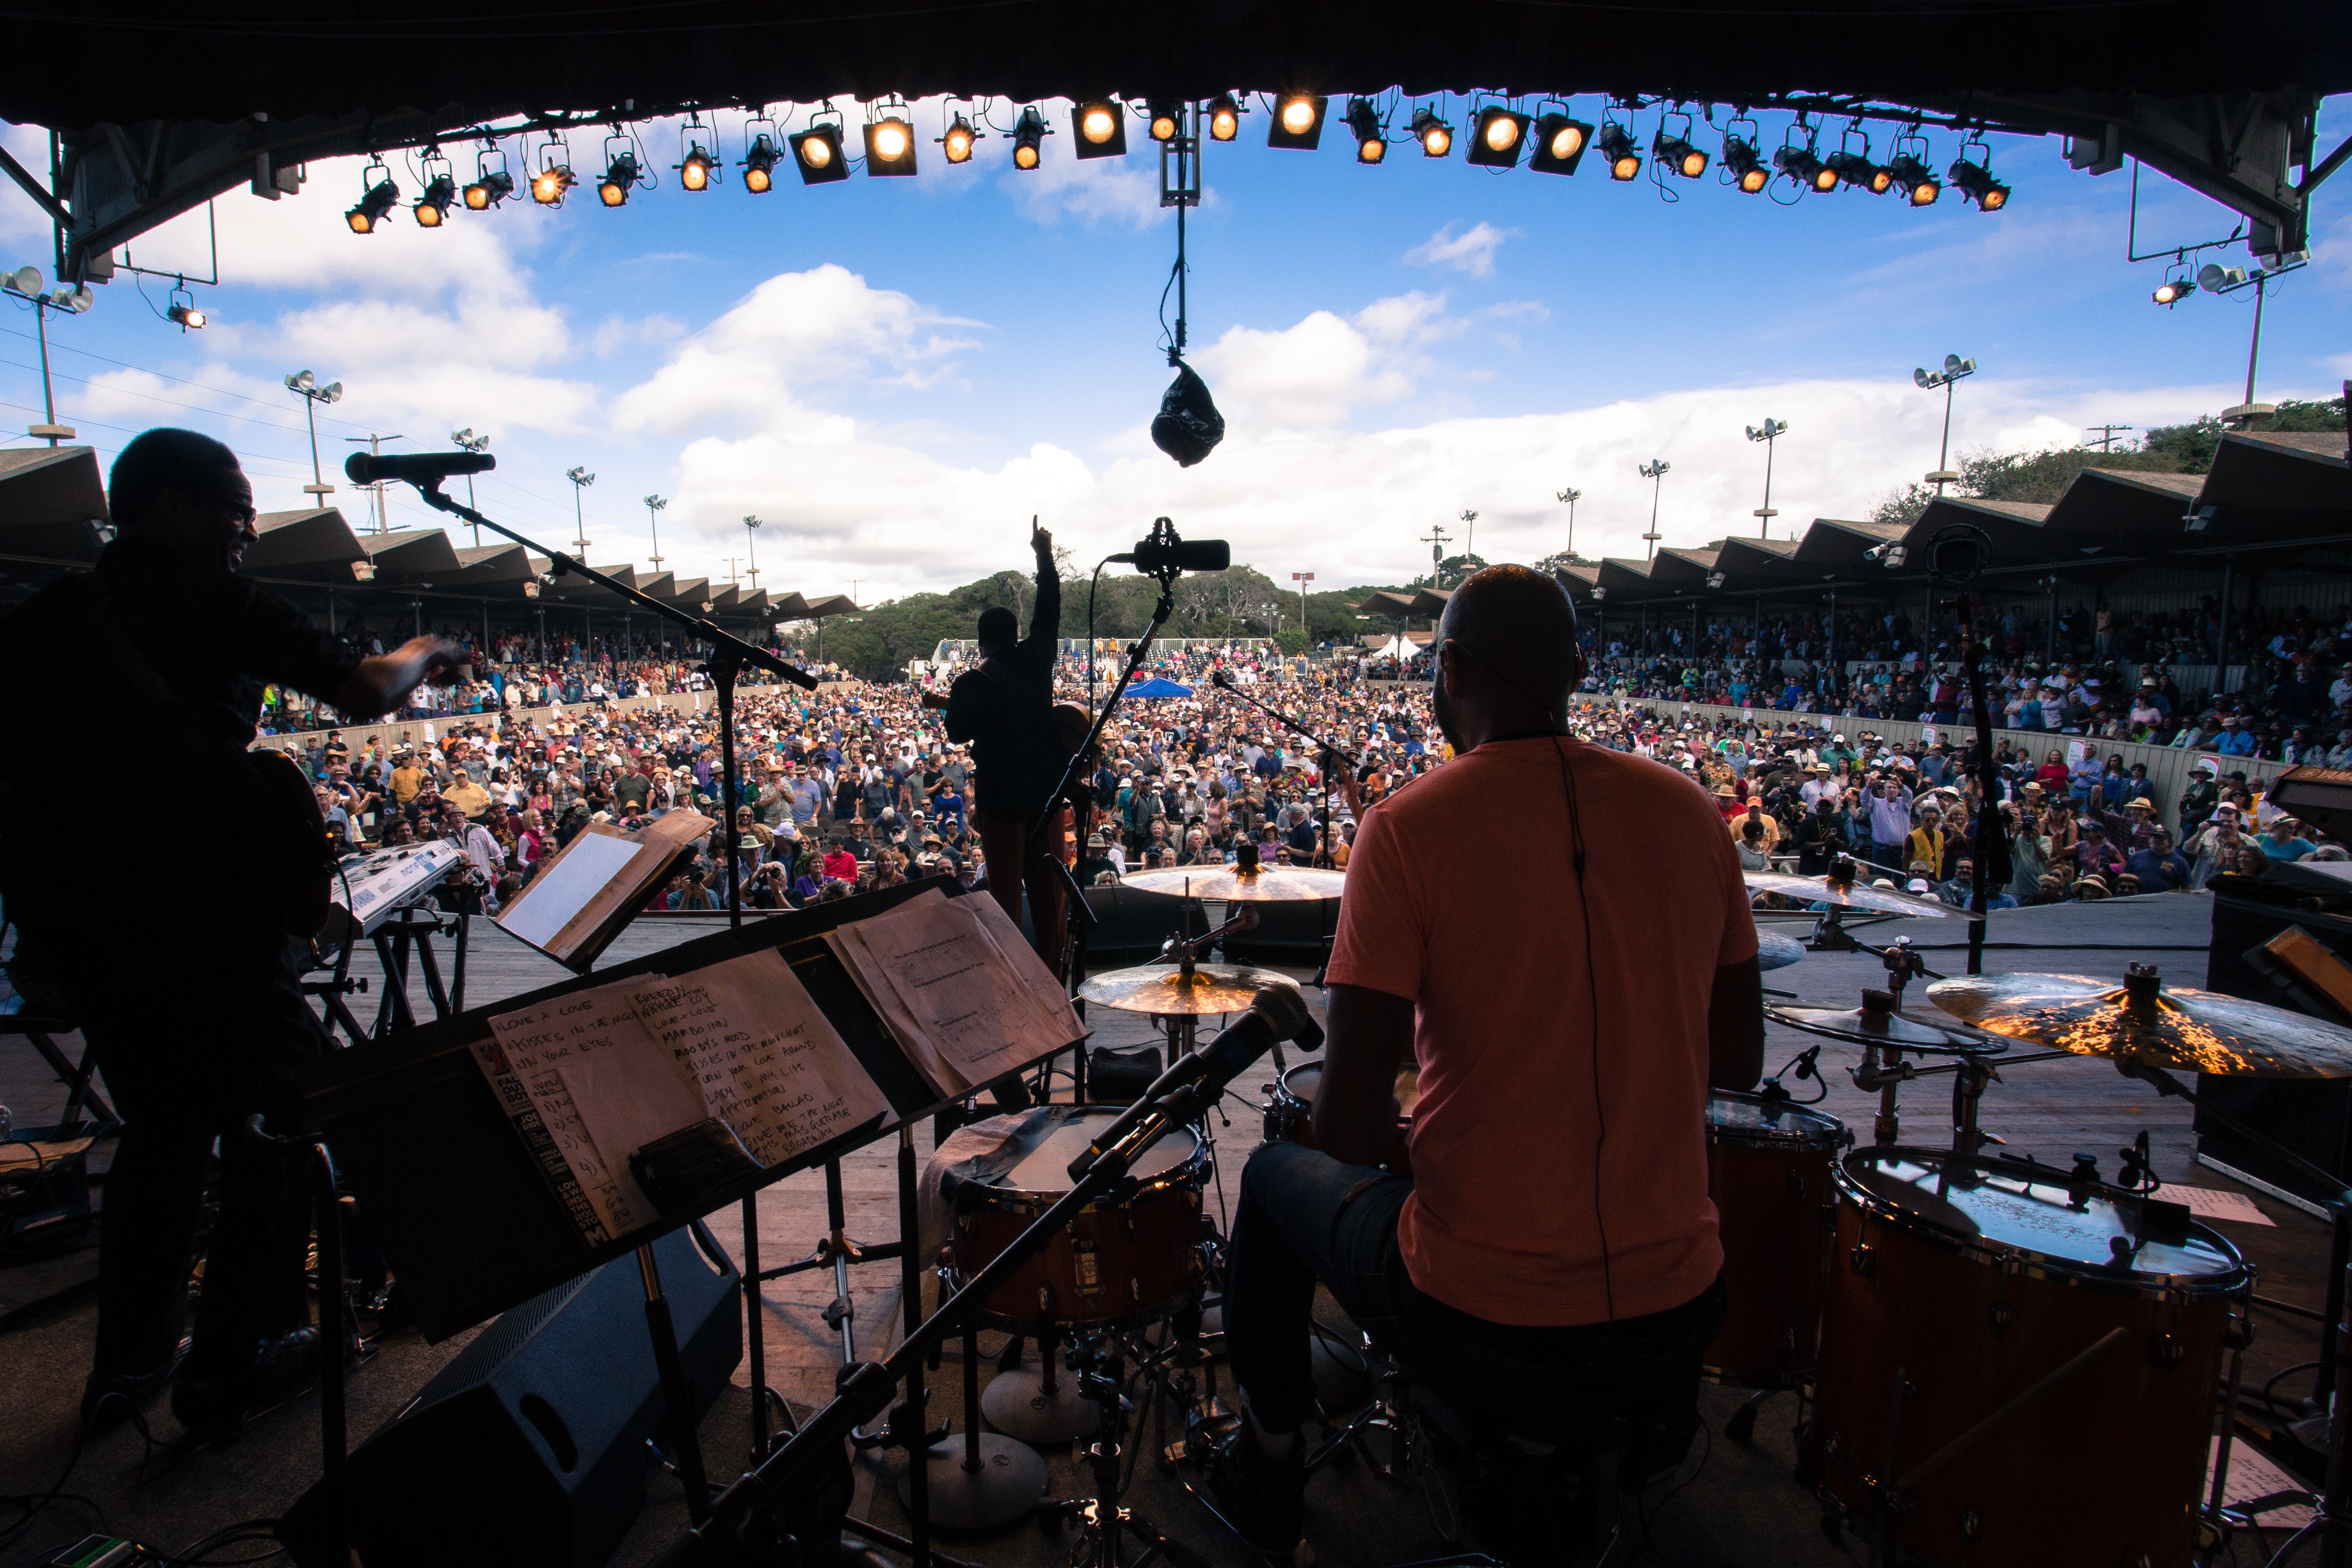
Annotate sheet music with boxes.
[499,832,649,949]
[959,888,1086,1044]
[485,977,665,1240]
[832,889,1070,1092]
[628,949,891,1167]
[467,1036,610,1245]
[827,919,966,1097]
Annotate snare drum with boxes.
[1805,1147,2247,1567]
[1263,1061,1420,1146]
[1703,1090,1848,1387]
[951,1108,1212,1329]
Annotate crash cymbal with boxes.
[1120,865,1346,903]
[1770,989,2007,1057]
[1757,931,1806,972]
[1078,963,1303,1017]
[1926,966,2352,1079]
[1744,869,1953,918]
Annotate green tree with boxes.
[1275,627,1310,655]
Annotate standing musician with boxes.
[1212,565,1765,1560]
[932,521,1074,974]
[0,429,462,1434]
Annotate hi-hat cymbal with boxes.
[1926,967,2352,1079]
[1120,866,1346,903]
[1744,870,1953,918]
[1757,931,1806,972]
[1078,963,1303,1016]
[1770,991,2007,1057]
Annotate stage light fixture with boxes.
[529,161,574,205]
[1410,107,1453,158]
[1653,128,1707,180]
[1826,150,1891,193]
[1949,154,2009,211]
[1268,93,1327,150]
[1527,114,1591,174]
[1773,143,1837,193]
[597,150,641,206]
[792,124,851,184]
[865,111,919,175]
[2151,273,2196,306]
[1466,107,1528,168]
[1206,94,1242,142]
[166,281,205,330]
[1346,98,1386,164]
[1146,101,1181,143]
[1011,106,1050,170]
[679,147,716,191]
[741,133,781,192]
[1597,121,1641,180]
[1072,98,1127,158]
[412,173,457,227]
[1889,153,1940,205]
[1721,135,1768,192]
[345,164,398,233]
[941,113,978,163]
[463,167,514,209]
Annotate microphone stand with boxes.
[1210,672,1356,871]
[404,482,818,936]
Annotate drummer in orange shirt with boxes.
[1211,565,1765,1563]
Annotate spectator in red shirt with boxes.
[821,837,860,883]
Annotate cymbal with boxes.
[1078,963,1303,1017]
[1744,870,1952,918]
[1770,991,2007,1057]
[1926,967,2352,1079]
[1757,931,1806,972]
[1120,865,1346,903]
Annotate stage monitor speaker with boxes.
[2199,889,2352,1208]
[284,1223,741,1568]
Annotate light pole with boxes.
[643,494,667,569]
[2190,255,2309,425]
[1912,354,1977,494]
[1745,417,1788,538]
[283,368,344,501]
[342,432,403,532]
[1639,460,1670,559]
[4,269,92,446]
[1556,487,1581,558]
[449,427,490,543]
[1458,508,1477,567]
[742,514,762,587]
[1291,571,1314,640]
[565,467,594,554]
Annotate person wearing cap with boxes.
[2075,820,2125,885]
[2098,795,2162,855]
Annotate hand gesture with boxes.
[1032,521,1053,555]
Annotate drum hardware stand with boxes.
[1040,1343,1205,1568]
[2199,1293,2260,1568]
[896,1307,1048,1529]
[982,1306,1104,1441]
[1305,1332,1418,1482]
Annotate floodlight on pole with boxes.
[1912,354,1977,493]
[742,514,763,585]
[283,368,344,496]
[1556,486,1581,556]
[2176,252,2308,424]
[1291,570,1314,631]
[643,494,667,568]
[5,266,91,445]
[1639,460,1670,559]
[1745,417,1788,537]
[566,466,595,553]
[449,427,490,541]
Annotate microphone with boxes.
[1211,669,1234,690]
[1066,986,1320,1182]
[345,449,497,486]
[1108,536,1230,575]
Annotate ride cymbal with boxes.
[1770,989,2007,1057]
[1927,965,2352,1079]
[1078,963,1303,1016]
[1121,866,1346,903]
[1743,870,1952,918]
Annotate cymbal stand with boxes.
[1041,1341,1202,1568]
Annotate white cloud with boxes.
[612,264,980,435]
[1406,222,1515,278]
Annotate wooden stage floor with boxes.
[0,889,2334,1568]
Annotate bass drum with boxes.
[1703,1090,1847,1387]
[1805,1147,2247,1567]
[951,1108,1212,1330]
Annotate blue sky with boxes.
[3,94,2346,606]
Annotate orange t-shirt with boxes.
[1326,737,1757,1327]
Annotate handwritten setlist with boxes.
[475,949,894,1245]
[630,950,890,1168]
[827,889,1078,1097]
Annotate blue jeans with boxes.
[1223,1142,1723,1442]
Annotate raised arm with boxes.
[333,635,463,719]
[1027,521,1060,648]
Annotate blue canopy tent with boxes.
[1126,677,1194,698]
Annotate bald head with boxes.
[1432,564,1584,750]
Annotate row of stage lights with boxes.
[342,95,2009,232]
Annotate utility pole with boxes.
[450,427,490,543]
[342,432,404,532]
[1291,570,1314,637]
[2082,423,2133,453]
[283,369,343,502]
[642,494,667,568]
[1639,460,1671,559]
[565,466,594,555]
[1745,418,1787,538]
[1557,487,1580,558]
[724,555,743,583]
[1421,523,1452,586]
